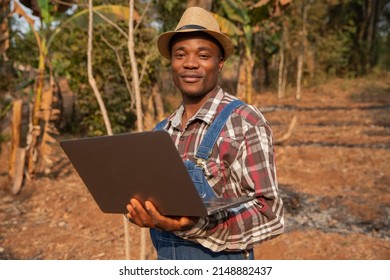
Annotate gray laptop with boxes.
[60,131,253,217]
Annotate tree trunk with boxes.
[367,0,380,67]
[128,0,143,133]
[278,19,289,99]
[246,54,254,104]
[358,0,380,73]
[0,0,10,60]
[235,35,255,103]
[235,54,254,103]
[307,48,315,81]
[128,0,147,260]
[236,45,247,101]
[296,2,308,100]
[87,0,112,136]
[261,38,271,88]
[277,36,285,99]
[282,58,288,95]
[255,37,271,91]
[302,3,312,80]
[9,99,24,194]
[27,52,45,176]
[36,72,59,174]
[296,53,303,100]
[12,0,52,178]
[152,82,165,121]
[89,0,132,260]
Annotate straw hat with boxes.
[157,7,234,61]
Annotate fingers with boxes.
[144,201,181,230]
[179,216,199,230]
[145,201,198,231]
[126,198,153,228]
[126,199,199,231]
[144,201,162,227]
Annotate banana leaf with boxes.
[212,13,242,37]
[63,5,139,27]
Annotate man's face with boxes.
[170,33,224,101]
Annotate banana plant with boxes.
[12,1,137,179]
[214,0,291,104]
[12,0,52,178]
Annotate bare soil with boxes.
[1,74,389,260]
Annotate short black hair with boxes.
[169,31,225,59]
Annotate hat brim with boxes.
[157,29,234,61]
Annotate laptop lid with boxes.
[60,131,252,217]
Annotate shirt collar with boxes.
[170,87,225,129]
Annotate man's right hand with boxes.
[126,198,199,231]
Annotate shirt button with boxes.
[180,136,184,141]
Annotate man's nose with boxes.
[183,55,199,69]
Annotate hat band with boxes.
[176,24,207,31]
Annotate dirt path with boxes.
[255,75,390,259]
[1,75,389,260]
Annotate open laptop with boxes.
[60,131,253,217]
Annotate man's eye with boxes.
[174,53,185,58]
[199,54,210,59]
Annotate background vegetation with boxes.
[0,0,389,261]
[0,0,389,177]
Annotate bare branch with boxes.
[128,0,143,132]
[101,35,136,112]
[87,0,113,135]
[94,10,129,40]
[134,0,151,31]
[275,115,298,144]
[139,54,151,86]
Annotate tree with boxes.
[10,0,72,190]
[8,0,147,191]
[215,0,291,103]
[87,2,113,136]
[214,0,255,103]
[295,0,309,100]
[357,0,381,74]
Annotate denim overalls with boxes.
[151,99,254,260]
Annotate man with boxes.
[126,6,284,260]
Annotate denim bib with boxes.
[150,100,253,260]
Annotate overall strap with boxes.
[196,99,244,162]
[154,118,168,131]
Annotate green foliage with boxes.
[37,0,52,24]
[4,0,388,129]
[151,0,187,32]
[51,21,134,135]
[248,3,271,24]
[271,0,389,87]
[4,17,40,98]
[221,0,250,25]
[50,1,163,136]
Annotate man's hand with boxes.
[126,198,199,231]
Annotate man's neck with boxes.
[181,87,219,127]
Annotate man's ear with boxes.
[219,58,224,72]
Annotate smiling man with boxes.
[126,6,284,260]
[170,31,225,127]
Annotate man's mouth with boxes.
[180,74,203,82]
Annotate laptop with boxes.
[59,131,253,217]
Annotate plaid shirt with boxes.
[162,88,284,252]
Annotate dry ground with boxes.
[1,74,389,260]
